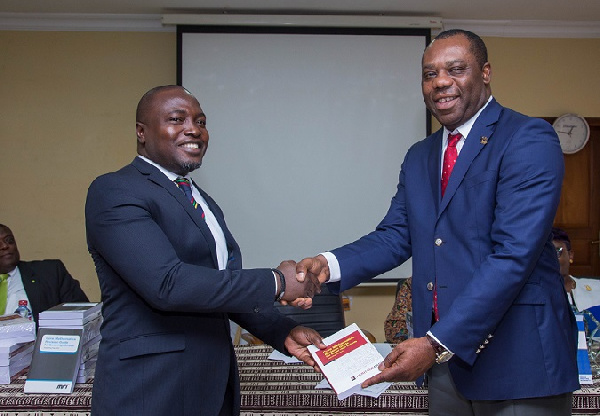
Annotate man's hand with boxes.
[276,260,319,303]
[284,326,327,372]
[282,297,314,309]
[296,254,330,288]
[361,337,436,388]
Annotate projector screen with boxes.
[178,26,430,284]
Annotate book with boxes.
[38,313,103,329]
[0,352,31,384]
[24,327,84,393]
[80,335,100,363]
[308,323,391,400]
[76,358,96,383]
[0,314,36,343]
[39,313,102,347]
[0,341,34,366]
[38,302,102,324]
[0,338,35,354]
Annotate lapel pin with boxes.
[480,136,488,145]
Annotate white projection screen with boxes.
[178,26,431,284]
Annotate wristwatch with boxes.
[426,334,453,364]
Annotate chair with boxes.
[241,284,376,344]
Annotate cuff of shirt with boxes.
[272,271,279,297]
[319,251,341,283]
[426,330,454,357]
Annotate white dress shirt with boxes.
[3,266,32,316]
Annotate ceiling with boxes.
[2,0,600,22]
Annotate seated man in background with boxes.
[384,277,412,343]
[0,223,89,323]
[553,226,600,330]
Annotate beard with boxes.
[181,160,202,173]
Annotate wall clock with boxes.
[552,114,590,154]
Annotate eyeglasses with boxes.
[555,246,564,257]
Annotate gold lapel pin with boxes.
[480,136,488,145]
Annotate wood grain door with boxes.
[545,117,600,277]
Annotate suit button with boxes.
[427,282,434,291]
[435,238,443,246]
[253,307,260,313]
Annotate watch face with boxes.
[436,350,452,364]
[553,114,590,154]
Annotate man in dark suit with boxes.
[296,30,578,415]
[0,224,89,323]
[85,85,323,416]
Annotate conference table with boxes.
[0,345,599,415]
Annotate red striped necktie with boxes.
[175,177,205,220]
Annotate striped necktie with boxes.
[175,177,205,220]
[441,132,462,197]
[0,274,8,315]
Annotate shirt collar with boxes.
[443,95,493,140]
[137,155,192,183]
[3,266,18,278]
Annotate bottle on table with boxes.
[15,299,32,320]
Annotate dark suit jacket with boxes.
[85,157,297,416]
[328,99,579,400]
[18,260,88,324]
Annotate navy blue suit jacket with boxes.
[85,157,297,415]
[329,99,579,400]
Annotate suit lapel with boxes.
[428,130,444,215]
[438,100,502,215]
[132,158,221,267]
[18,262,41,310]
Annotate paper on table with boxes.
[268,349,302,363]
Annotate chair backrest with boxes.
[274,284,345,337]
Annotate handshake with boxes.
[274,254,331,308]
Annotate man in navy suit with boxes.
[296,30,578,415]
[85,85,323,416]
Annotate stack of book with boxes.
[24,302,102,393]
[0,314,36,384]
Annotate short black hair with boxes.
[552,227,571,251]
[431,29,488,70]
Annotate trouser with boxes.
[428,362,573,416]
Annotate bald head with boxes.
[136,85,195,124]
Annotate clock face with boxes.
[553,114,590,154]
